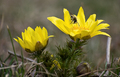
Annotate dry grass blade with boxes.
[36,71,57,77]
[16,62,22,70]
[8,50,36,63]
[54,70,59,77]
[40,64,49,74]
[24,58,44,76]
[0,13,4,32]
[5,74,9,77]
[0,65,18,70]
[25,58,37,76]
[110,71,119,77]
[99,71,106,77]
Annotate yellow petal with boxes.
[70,32,76,37]
[35,26,44,42]
[86,14,96,28]
[77,7,85,26]
[42,27,48,39]
[31,32,38,45]
[16,37,25,49]
[98,20,104,24]
[34,31,43,45]
[81,30,90,38]
[90,20,104,31]
[26,27,34,40]
[24,40,35,52]
[87,14,96,21]
[89,20,98,31]
[24,32,31,42]
[63,8,71,24]
[47,17,69,34]
[49,35,54,37]
[24,27,34,42]
[14,38,18,42]
[69,31,81,41]
[43,38,48,47]
[27,27,34,34]
[91,31,110,37]
[74,34,81,41]
[21,30,25,40]
[93,23,110,32]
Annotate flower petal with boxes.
[81,30,90,37]
[93,23,110,32]
[24,40,35,52]
[91,31,110,37]
[98,20,104,24]
[86,14,96,28]
[90,20,104,31]
[42,27,48,39]
[35,26,44,42]
[63,8,71,25]
[77,7,85,26]
[49,35,54,38]
[14,37,25,49]
[47,17,69,34]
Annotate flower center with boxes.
[71,24,89,32]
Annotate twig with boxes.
[106,37,111,76]
[40,64,49,74]
[110,71,119,77]
[106,37,111,65]
[36,63,52,77]
[0,65,18,70]
[0,13,4,32]
[25,58,37,76]
[16,62,22,70]
[36,71,57,77]
[8,50,36,63]
[25,64,36,76]
[25,58,43,76]
[54,70,59,77]
[0,61,43,70]
[24,58,52,77]
[99,70,107,77]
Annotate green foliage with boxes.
[54,39,86,77]
[111,56,120,76]
[41,51,54,71]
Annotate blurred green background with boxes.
[0,0,120,69]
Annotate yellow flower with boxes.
[14,26,54,53]
[50,60,61,70]
[51,55,54,58]
[47,7,110,41]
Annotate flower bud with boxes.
[76,62,91,76]
[35,41,44,51]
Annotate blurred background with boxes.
[0,0,120,69]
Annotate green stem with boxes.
[20,46,24,77]
[0,57,4,77]
[7,26,18,64]
[36,57,39,71]
[4,54,11,63]
[35,50,41,76]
